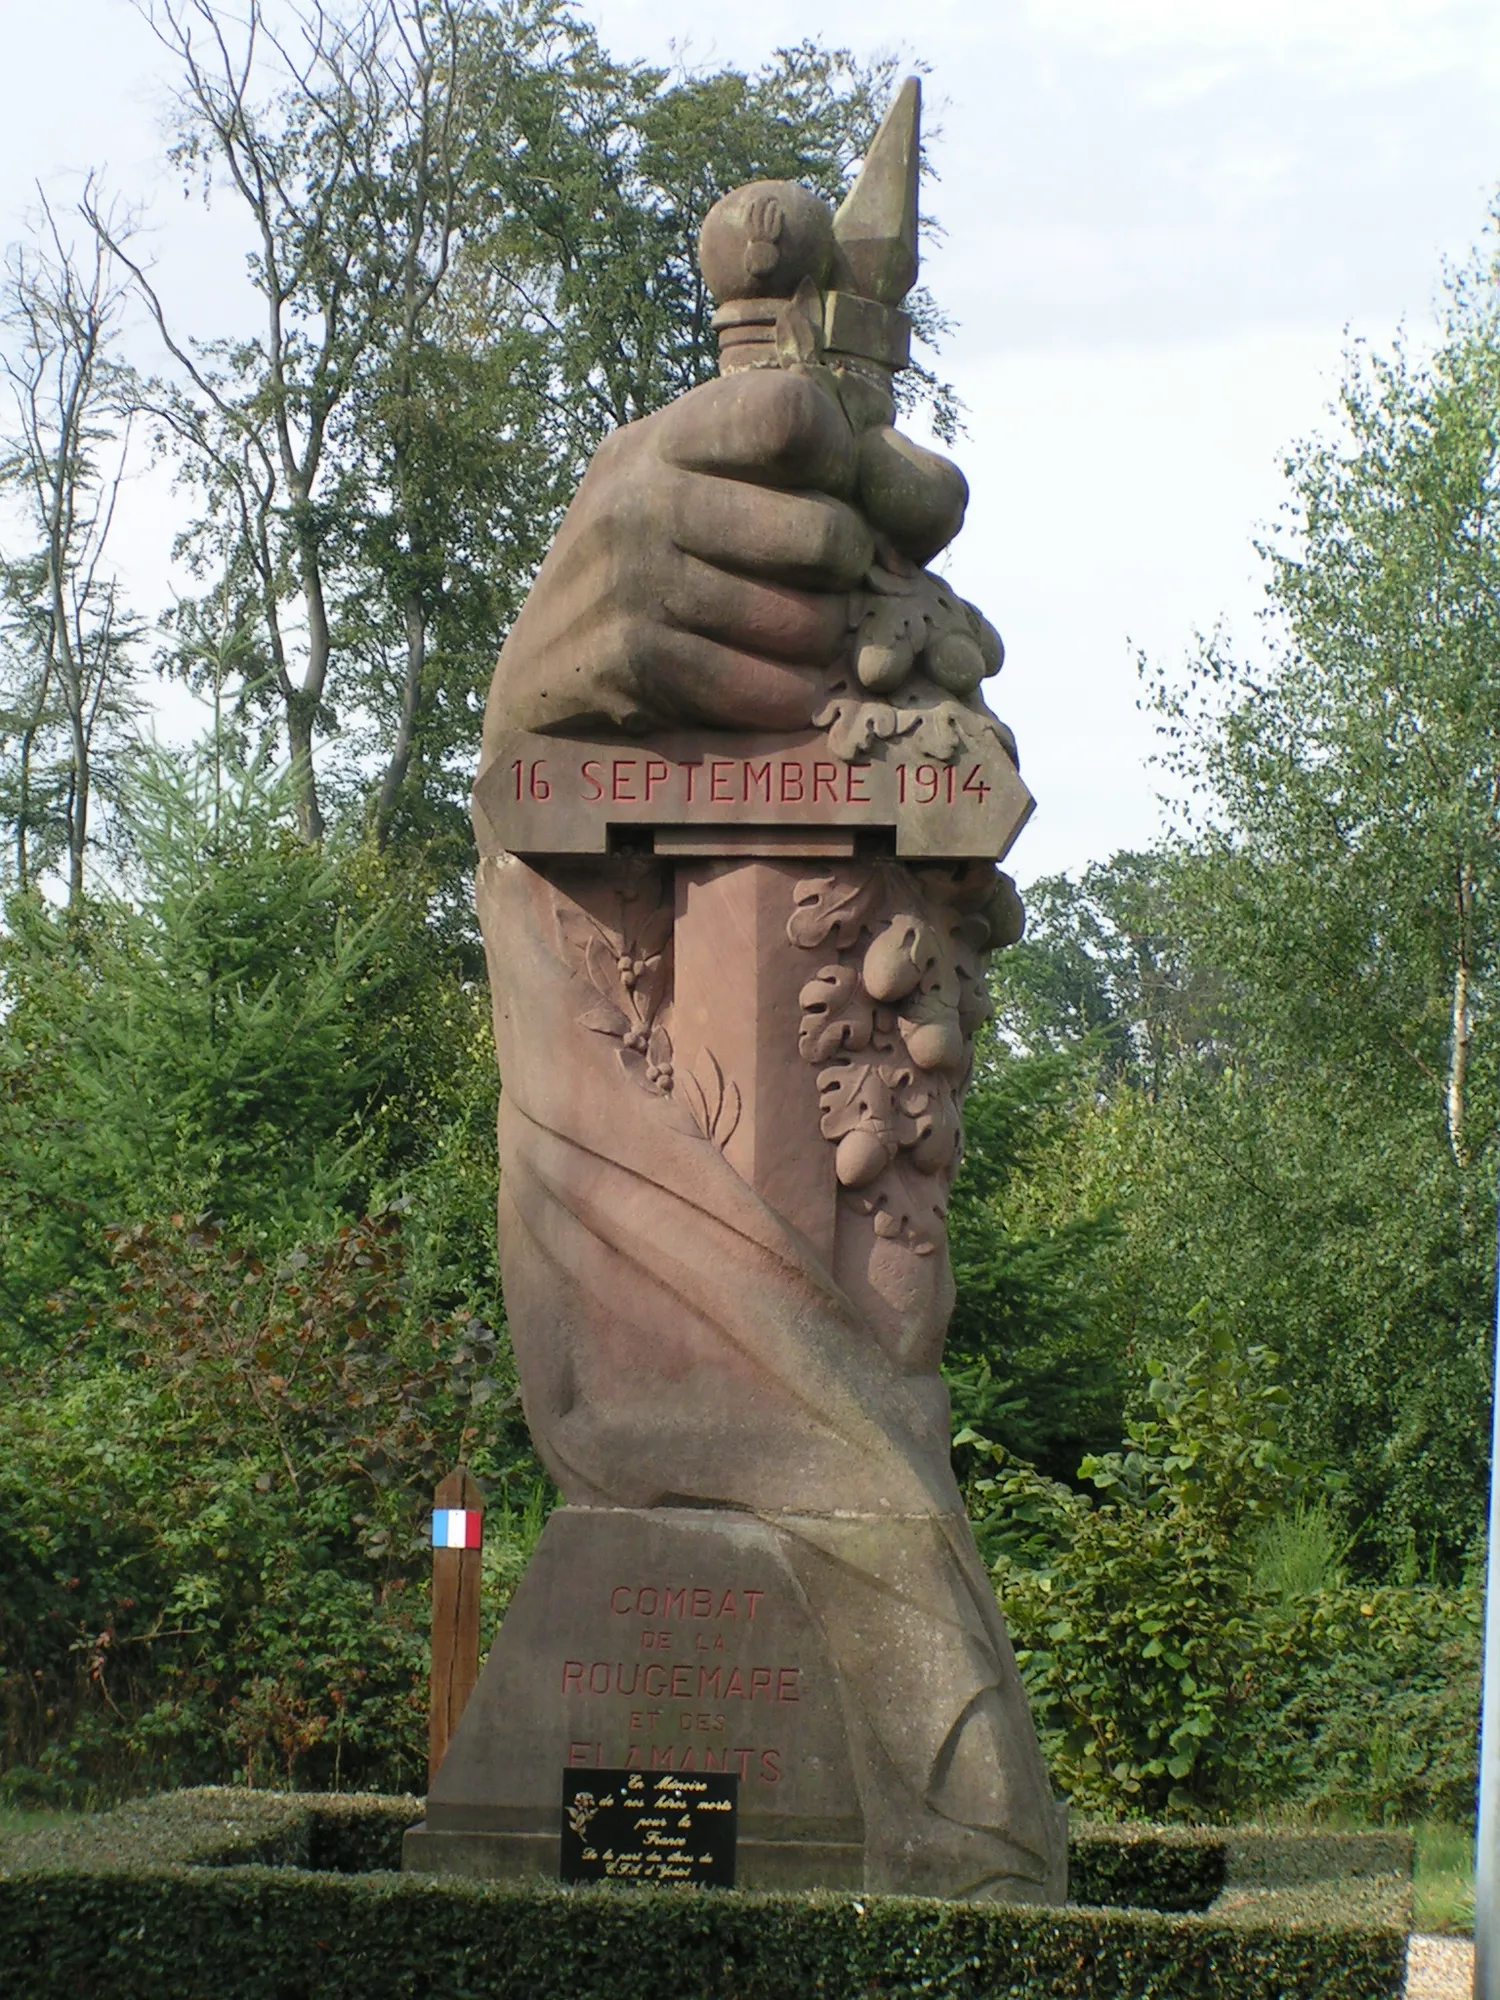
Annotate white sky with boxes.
[4,0,1499,881]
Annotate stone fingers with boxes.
[643,624,826,731]
[672,472,873,592]
[662,553,849,666]
[657,368,859,498]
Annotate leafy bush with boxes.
[0,1211,542,1805]
[1244,1582,1480,1824]
[978,1317,1310,1815]
[974,1315,1479,1823]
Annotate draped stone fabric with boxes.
[466,160,1065,1895]
[475,848,1065,1898]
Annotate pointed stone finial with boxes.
[831,76,921,306]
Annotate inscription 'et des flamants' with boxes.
[560,1576,804,1788]
[473,726,1034,861]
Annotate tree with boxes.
[99,1,921,867]
[990,851,1223,1094]
[0,189,142,901]
[944,1034,1124,1483]
[0,738,497,1340]
[1149,246,1500,1176]
[1098,228,1500,1570]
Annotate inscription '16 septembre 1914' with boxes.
[473,726,1034,861]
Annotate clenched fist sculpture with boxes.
[447,79,1064,1904]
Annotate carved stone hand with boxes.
[482,367,874,742]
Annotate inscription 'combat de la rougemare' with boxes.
[562,1577,799,1786]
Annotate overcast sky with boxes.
[4,0,1499,881]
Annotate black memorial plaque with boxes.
[560,1768,738,1886]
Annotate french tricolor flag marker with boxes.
[431,1509,483,1550]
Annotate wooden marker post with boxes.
[428,1466,483,1787]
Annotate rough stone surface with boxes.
[1405,1935,1474,2000]
[408,1508,863,1889]
[432,76,1068,1904]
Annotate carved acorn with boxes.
[926,625,987,696]
[834,1127,894,1188]
[853,597,925,693]
[909,1096,962,1173]
[896,987,967,1074]
[862,915,936,1003]
[901,1015,966,1073]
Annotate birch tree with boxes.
[0,190,142,903]
[1150,239,1500,1174]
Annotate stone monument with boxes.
[403,79,1067,1904]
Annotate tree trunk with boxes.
[286,696,326,847]
[1446,861,1473,1168]
[374,589,427,848]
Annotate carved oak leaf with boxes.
[797,965,874,1063]
[853,1154,950,1253]
[788,873,885,951]
[816,1060,889,1138]
[814,1061,933,1190]
[812,698,895,763]
[812,680,1015,768]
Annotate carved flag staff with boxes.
[407,80,1068,1904]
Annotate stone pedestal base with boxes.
[404,1506,864,1891]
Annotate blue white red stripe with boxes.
[431,1509,483,1549]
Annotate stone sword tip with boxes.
[831,76,922,307]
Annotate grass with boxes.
[0,1807,84,1836]
[1413,1822,1474,1935]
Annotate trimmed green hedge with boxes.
[1067,1822,1414,1911]
[0,1792,1411,2000]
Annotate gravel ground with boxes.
[1407,1934,1474,1999]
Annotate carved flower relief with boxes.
[789,863,1022,1251]
[554,859,675,1098]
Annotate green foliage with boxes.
[139,0,942,865]
[1414,1822,1475,1935]
[982,1322,1313,1816]
[0,742,500,1338]
[945,1036,1125,1481]
[990,836,1495,1574]
[0,1794,1410,2000]
[972,1322,1478,1825]
[974,231,1500,1581]
[0,1207,542,1807]
[1242,1583,1481,1827]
